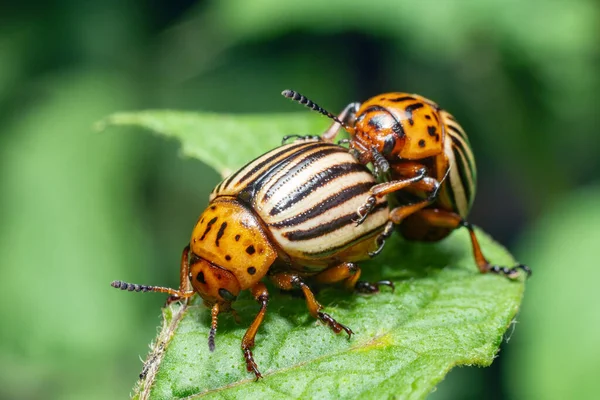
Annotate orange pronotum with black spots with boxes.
[282,90,530,279]
[111,139,395,379]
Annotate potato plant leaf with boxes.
[100,111,527,399]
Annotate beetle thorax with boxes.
[352,92,445,162]
[190,197,277,291]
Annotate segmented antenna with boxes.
[111,280,190,298]
[208,303,219,352]
[281,90,347,128]
[111,280,155,292]
[208,327,216,352]
[371,148,390,175]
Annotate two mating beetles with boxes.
[112,139,394,379]
[282,89,531,279]
[112,90,531,380]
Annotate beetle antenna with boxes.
[371,148,390,175]
[282,90,348,129]
[208,303,219,352]
[111,280,189,297]
[111,280,160,293]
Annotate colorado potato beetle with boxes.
[111,139,394,379]
[282,90,531,279]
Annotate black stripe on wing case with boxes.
[303,219,388,258]
[268,163,368,215]
[234,141,320,186]
[452,146,474,206]
[262,146,342,202]
[270,182,373,226]
[235,142,328,204]
[448,131,476,179]
[283,203,387,241]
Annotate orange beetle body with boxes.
[349,93,445,163]
[283,90,529,279]
[345,93,476,236]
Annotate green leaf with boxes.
[97,111,329,177]
[100,111,527,399]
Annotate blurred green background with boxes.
[1,1,599,399]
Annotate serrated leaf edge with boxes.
[134,302,189,399]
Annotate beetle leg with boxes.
[281,134,322,145]
[322,102,360,142]
[241,282,269,380]
[312,261,395,294]
[387,178,441,224]
[355,195,377,225]
[407,209,532,279]
[369,221,395,257]
[110,245,196,304]
[354,171,430,225]
[270,273,353,337]
[389,162,429,177]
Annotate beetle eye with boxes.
[382,135,396,155]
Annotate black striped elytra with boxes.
[111,138,395,379]
[211,139,390,264]
[282,89,531,280]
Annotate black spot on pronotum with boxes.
[218,288,237,301]
[425,115,431,120]
[225,255,231,261]
[427,126,437,137]
[405,103,424,125]
[390,96,415,102]
[235,234,241,241]
[418,139,426,148]
[246,245,256,255]
[200,216,218,240]
[215,222,227,246]
[367,116,384,130]
[247,266,256,275]
[196,272,206,284]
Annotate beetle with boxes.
[282,90,531,279]
[111,139,394,379]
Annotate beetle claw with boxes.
[489,264,532,279]
[355,280,395,294]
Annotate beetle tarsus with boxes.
[243,348,263,380]
[281,134,321,145]
[355,280,395,294]
[354,196,377,226]
[317,311,353,338]
[489,264,532,279]
[165,294,181,306]
[369,221,394,257]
